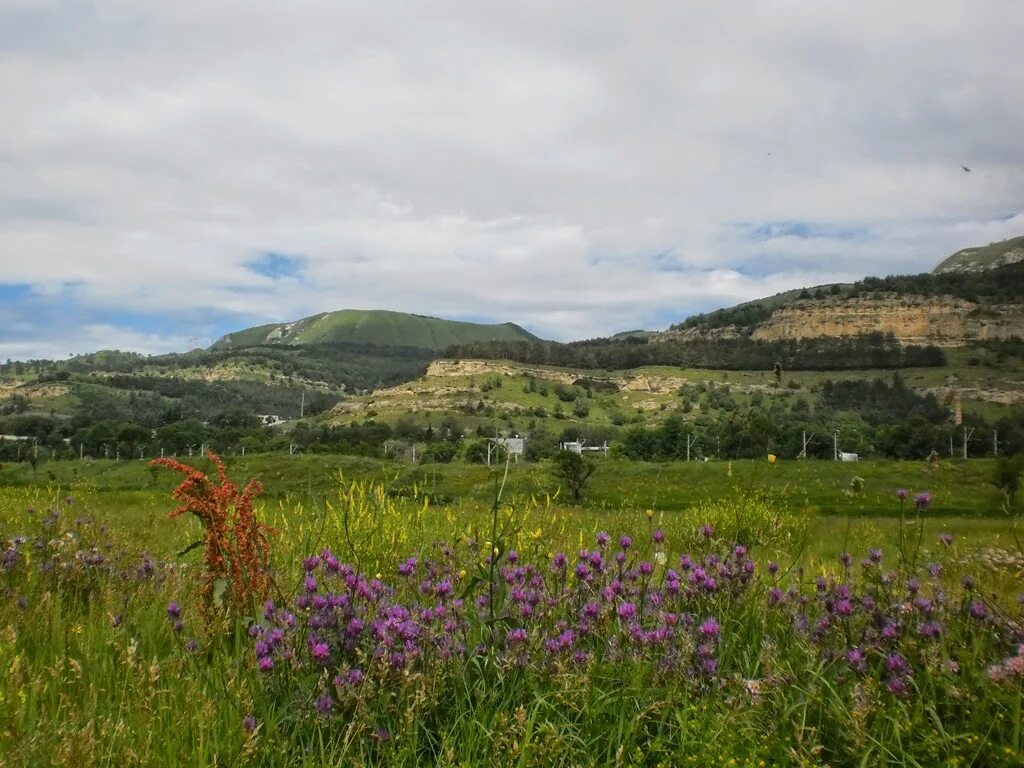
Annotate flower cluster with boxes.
[247,527,1024,720]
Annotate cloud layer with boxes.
[1,1,1023,359]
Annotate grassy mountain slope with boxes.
[212,309,540,351]
[933,235,1024,274]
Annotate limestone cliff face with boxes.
[748,294,1024,346]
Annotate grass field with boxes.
[1,454,1022,766]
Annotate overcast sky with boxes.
[2,0,1023,360]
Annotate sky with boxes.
[1,0,1023,360]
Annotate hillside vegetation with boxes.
[212,309,539,351]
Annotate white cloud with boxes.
[0,0,1022,358]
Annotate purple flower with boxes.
[768,561,779,575]
[314,695,333,716]
[887,677,908,697]
[166,601,181,619]
[619,535,632,550]
[302,555,321,572]
[257,656,274,672]
[304,575,318,593]
[699,524,714,539]
[914,492,931,511]
[507,628,527,646]
[172,619,185,634]
[886,654,910,676]
[841,552,852,568]
[311,642,330,661]
[596,531,610,548]
[969,601,987,620]
[242,716,257,734]
[699,617,720,637]
[653,529,665,544]
[185,639,199,653]
[702,658,718,675]
[617,602,637,620]
[938,532,953,546]
[834,599,854,617]
[896,488,908,501]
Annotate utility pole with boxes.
[833,431,839,461]
[79,443,84,461]
[300,390,305,419]
[686,434,697,461]
[993,429,999,457]
[962,426,974,460]
[949,434,954,457]
[799,431,815,460]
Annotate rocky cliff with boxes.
[668,294,1024,347]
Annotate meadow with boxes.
[1,454,1022,766]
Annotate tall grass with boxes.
[0,465,1021,766]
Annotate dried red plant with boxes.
[151,451,274,611]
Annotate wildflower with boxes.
[166,601,181,619]
[507,628,527,646]
[303,556,321,572]
[596,531,610,548]
[304,575,318,593]
[887,677,908,697]
[699,618,720,637]
[868,548,883,563]
[373,727,390,743]
[938,533,953,546]
[311,642,330,661]
[257,655,274,672]
[896,488,908,501]
[617,602,637,620]
[172,619,185,634]
[886,654,910,676]
[185,639,199,653]
[961,575,976,591]
[767,561,779,575]
[969,601,987,620]
[700,524,714,539]
[914,492,931,511]
[834,599,854,617]
[652,529,665,544]
[619,535,632,550]
[314,695,333,716]
[263,600,275,620]
[702,658,718,675]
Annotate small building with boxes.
[840,452,859,462]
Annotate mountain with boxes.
[212,310,540,351]
[933,235,1024,275]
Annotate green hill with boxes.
[933,235,1024,275]
[211,310,540,351]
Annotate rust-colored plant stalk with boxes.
[151,451,274,611]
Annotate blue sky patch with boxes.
[738,221,869,242]
[244,252,308,280]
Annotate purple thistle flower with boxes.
[304,575,318,593]
[185,639,199,653]
[311,642,330,661]
[702,658,718,675]
[834,599,854,617]
[699,617,720,637]
[619,535,632,550]
[617,602,637,620]
[938,532,953,546]
[596,531,610,548]
[166,601,181,619]
[868,548,883,563]
[172,619,185,634]
[914,492,931,511]
[699,524,714,539]
[896,488,908,501]
[768,561,780,575]
[841,552,853,568]
[314,695,333,716]
[242,716,257,734]
[653,529,666,544]
[887,677,908,696]
[551,552,567,571]
[969,600,987,620]
[962,575,976,591]
[257,656,274,672]
[886,654,910,676]
[303,555,321,572]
